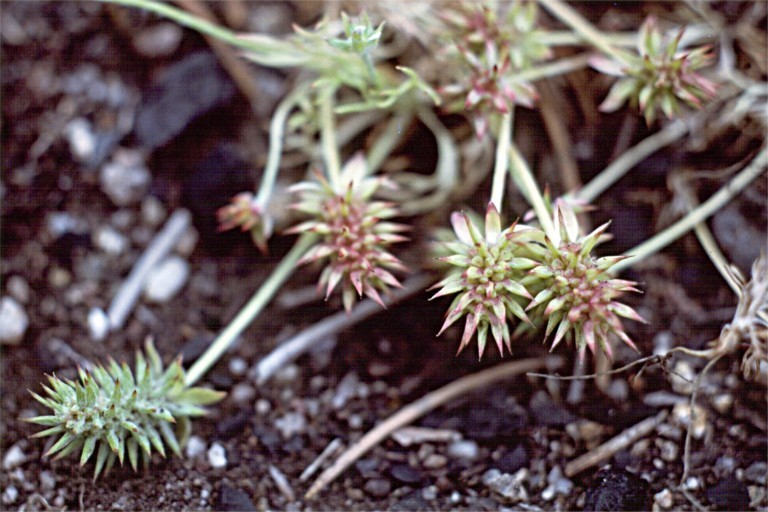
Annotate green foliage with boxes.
[26,339,224,479]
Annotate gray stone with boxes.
[100,149,151,206]
[744,461,767,484]
[6,275,30,304]
[133,22,183,58]
[87,307,110,341]
[64,117,97,163]
[0,297,28,345]
[447,440,479,461]
[482,469,529,503]
[94,225,129,254]
[275,412,307,439]
[2,444,26,470]
[185,435,206,459]
[143,256,190,303]
[207,442,227,468]
[364,478,391,498]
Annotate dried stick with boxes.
[254,273,434,385]
[304,355,563,499]
[564,410,668,477]
[300,438,343,482]
[107,209,191,330]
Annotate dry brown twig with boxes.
[304,355,564,500]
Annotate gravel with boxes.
[0,297,28,345]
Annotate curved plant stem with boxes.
[538,0,634,64]
[366,110,413,174]
[490,111,514,210]
[319,87,342,189]
[255,83,311,207]
[304,355,563,500]
[254,273,433,385]
[185,234,318,386]
[571,119,689,204]
[612,147,767,273]
[508,143,556,240]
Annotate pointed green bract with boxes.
[25,338,225,478]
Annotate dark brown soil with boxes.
[1,2,766,511]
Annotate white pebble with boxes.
[64,117,97,163]
[230,383,256,404]
[654,488,673,508]
[0,297,28,345]
[186,435,206,458]
[2,444,26,470]
[143,256,190,303]
[207,442,227,468]
[447,440,480,461]
[275,411,307,439]
[39,470,56,491]
[87,307,110,341]
[6,276,30,304]
[133,22,183,58]
[94,226,129,254]
[228,357,248,376]
[1,486,18,505]
[141,196,167,227]
[255,399,271,415]
[100,149,151,206]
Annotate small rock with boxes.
[274,412,307,439]
[207,442,227,468]
[6,276,30,304]
[1,486,18,505]
[0,297,28,345]
[143,256,190,303]
[133,22,183,58]
[391,426,461,447]
[710,393,733,414]
[273,363,300,385]
[706,476,750,510]
[583,468,650,512]
[255,399,271,415]
[389,463,424,484]
[185,435,206,458]
[652,331,674,356]
[391,490,430,512]
[446,440,479,461]
[421,485,438,501]
[364,478,391,498]
[217,485,257,512]
[46,211,81,237]
[87,307,110,341]
[2,444,26,470]
[348,414,363,430]
[230,383,256,404]
[100,149,151,206]
[545,466,573,497]
[422,454,448,469]
[93,226,129,254]
[482,469,528,503]
[355,458,381,479]
[671,403,707,439]
[39,470,56,491]
[683,476,700,490]
[228,357,248,376]
[332,371,360,410]
[654,488,673,509]
[745,461,768,484]
[64,117,97,163]
[141,196,167,227]
[669,360,696,395]
[657,439,679,462]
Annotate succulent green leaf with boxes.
[80,436,97,467]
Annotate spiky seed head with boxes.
[432,203,540,359]
[591,15,717,124]
[526,202,645,361]
[287,153,409,312]
[25,338,225,479]
[217,192,274,253]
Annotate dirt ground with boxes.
[1,2,766,511]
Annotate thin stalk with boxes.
[104,0,267,54]
[255,83,311,206]
[185,234,318,386]
[490,111,514,210]
[612,147,767,273]
[366,110,413,174]
[538,0,635,64]
[509,143,557,241]
[515,53,591,83]
[361,50,380,88]
[319,88,342,189]
[571,119,689,204]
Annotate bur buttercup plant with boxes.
[28,0,754,486]
[26,339,225,479]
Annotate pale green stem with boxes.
[692,220,741,295]
[508,143,556,241]
[490,111,514,210]
[366,110,413,174]
[545,30,638,47]
[361,50,380,88]
[255,83,311,206]
[538,0,635,64]
[571,119,689,204]
[319,88,342,189]
[185,233,318,386]
[516,53,591,83]
[103,0,270,55]
[612,147,767,274]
